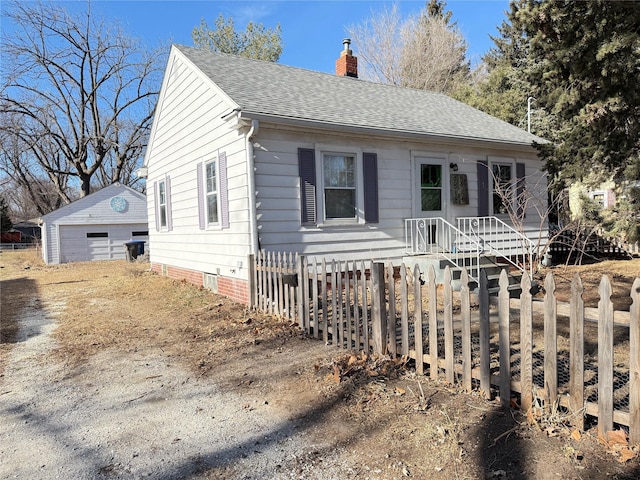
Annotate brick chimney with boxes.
[336,38,358,78]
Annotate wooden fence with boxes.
[249,251,640,444]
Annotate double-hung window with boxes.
[158,180,167,228]
[206,160,219,225]
[323,154,356,220]
[491,163,513,215]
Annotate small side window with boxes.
[86,232,108,238]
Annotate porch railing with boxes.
[457,216,535,279]
[404,217,483,282]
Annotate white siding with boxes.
[252,126,549,263]
[145,53,252,281]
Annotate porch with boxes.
[403,216,542,295]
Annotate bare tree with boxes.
[0,1,163,200]
[347,1,469,94]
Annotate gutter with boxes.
[245,119,259,256]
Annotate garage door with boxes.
[59,225,148,263]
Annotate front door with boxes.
[414,156,448,249]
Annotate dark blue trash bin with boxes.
[124,240,145,261]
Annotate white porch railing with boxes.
[404,217,483,282]
[457,216,535,279]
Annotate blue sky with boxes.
[68,0,509,73]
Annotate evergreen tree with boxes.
[0,196,12,233]
[192,14,282,62]
[515,0,640,183]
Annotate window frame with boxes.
[158,179,167,229]
[205,158,220,227]
[315,146,365,226]
[488,157,515,217]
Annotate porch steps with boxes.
[438,256,523,297]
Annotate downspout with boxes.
[246,119,259,256]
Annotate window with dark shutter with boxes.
[477,160,489,217]
[516,162,526,218]
[298,148,316,225]
[363,152,379,223]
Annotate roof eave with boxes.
[239,112,545,154]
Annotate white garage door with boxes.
[59,224,148,263]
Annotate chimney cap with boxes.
[342,38,351,52]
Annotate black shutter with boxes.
[516,162,526,218]
[477,160,489,217]
[298,148,316,225]
[363,152,379,223]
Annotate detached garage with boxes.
[41,183,148,264]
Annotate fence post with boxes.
[371,262,387,355]
[248,254,256,309]
[387,263,397,357]
[597,275,614,439]
[498,270,511,407]
[630,277,640,445]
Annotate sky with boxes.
[59,0,510,73]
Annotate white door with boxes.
[414,157,449,250]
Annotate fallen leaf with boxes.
[618,448,636,463]
[571,429,582,441]
[332,364,341,384]
[607,429,628,447]
[347,355,358,365]
[395,387,406,396]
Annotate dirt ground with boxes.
[1,250,639,480]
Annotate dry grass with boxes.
[2,251,640,479]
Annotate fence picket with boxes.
[460,268,472,391]
[499,270,511,407]
[336,261,343,348]
[400,264,409,357]
[569,274,585,430]
[520,274,533,413]
[371,262,387,355]
[428,265,438,381]
[444,267,454,385]
[251,252,639,442]
[277,252,284,317]
[345,261,352,348]
[311,258,319,338]
[361,260,369,352]
[598,275,614,439]
[544,273,558,410]
[331,260,338,346]
[387,263,397,357]
[352,261,360,349]
[630,278,640,444]
[414,263,424,375]
[479,269,491,399]
[321,259,328,343]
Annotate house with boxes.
[141,42,549,304]
[40,183,148,264]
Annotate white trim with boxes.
[411,152,449,221]
[203,156,222,229]
[314,144,365,226]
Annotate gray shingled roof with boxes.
[176,44,545,146]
